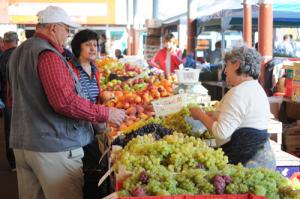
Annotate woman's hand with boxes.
[189,107,215,132]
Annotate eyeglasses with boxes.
[57,23,74,34]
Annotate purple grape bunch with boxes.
[222,175,232,184]
[131,186,146,197]
[197,163,205,169]
[139,171,149,184]
[213,175,226,194]
[111,123,173,147]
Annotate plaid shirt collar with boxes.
[35,32,64,54]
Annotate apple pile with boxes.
[95,58,144,84]
[102,74,176,135]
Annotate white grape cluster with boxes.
[114,133,300,198]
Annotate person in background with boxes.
[149,33,182,75]
[289,34,297,56]
[0,31,18,171]
[69,29,111,199]
[181,49,187,63]
[184,51,197,68]
[99,33,108,56]
[278,34,294,57]
[115,49,124,59]
[8,6,125,199]
[254,42,258,51]
[0,36,4,56]
[190,45,275,170]
[208,40,222,65]
[25,30,35,40]
[123,48,128,56]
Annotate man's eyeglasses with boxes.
[58,23,75,34]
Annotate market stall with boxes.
[94,58,300,199]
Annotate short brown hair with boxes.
[164,33,175,42]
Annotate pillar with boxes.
[187,0,197,54]
[132,0,138,55]
[153,0,158,19]
[258,0,273,87]
[126,0,132,55]
[243,0,252,47]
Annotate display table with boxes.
[268,119,283,150]
[275,149,300,178]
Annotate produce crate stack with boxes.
[284,61,300,102]
[283,123,300,158]
[144,19,162,62]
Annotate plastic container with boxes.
[175,68,201,84]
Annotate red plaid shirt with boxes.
[37,33,109,122]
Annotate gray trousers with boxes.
[14,148,84,199]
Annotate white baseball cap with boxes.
[37,6,80,28]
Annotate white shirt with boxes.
[212,80,270,146]
[209,48,222,64]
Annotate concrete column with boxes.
[243,0,252,47]
[187,0,197,54]
[258,0,273,87]
[127,26,132,55]
[126,0,132,55]
[132,0,138,55]
[153,0,158,19]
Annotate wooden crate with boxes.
[283,126,300,146]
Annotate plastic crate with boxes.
[175,68,201,84]
[116,182,265,199]
[119,193,264,199]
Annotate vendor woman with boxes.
[190,45,276,170]
[149,33,182,75]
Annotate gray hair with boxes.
[224,45,261,79]
[3,31,18,43]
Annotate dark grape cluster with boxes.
[139,171,149,184]
[213,175,232,194]
[213,175,226,194]
[196,163,205,169]
[111,123,173,147]
[130,187,146,197]
[223,175,232,184]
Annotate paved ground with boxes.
[0,115,18,199]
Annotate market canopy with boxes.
[196,0,300,33]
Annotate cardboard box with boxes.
[283,126,300,146]
[286,101,300,119]
[285,145,300,158]
[292,81,300,102]
[146,36,161,46]
[292,62,300,81]
[147,28,161,36]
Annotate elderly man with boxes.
[0,31,19,171]
[8,6,125,199]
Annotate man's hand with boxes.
[108,107,126,126]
